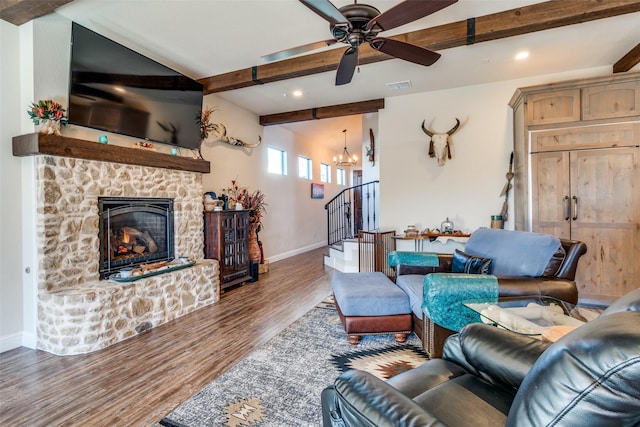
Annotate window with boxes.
[298,156,312,179]
[336,168,346,185]
[267,146,287,175]
[320,163,331,183]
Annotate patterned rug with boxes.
[157,296,426,427]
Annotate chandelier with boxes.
[333,129,358,166]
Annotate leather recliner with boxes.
[321,288,640,427]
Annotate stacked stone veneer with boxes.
[34,155,219,355]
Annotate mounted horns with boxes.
[420,118,461,165]
[421,118,460,137]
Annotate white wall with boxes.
[0,15,73,352]
[378,67,610,252]
[200,94,347,261]
[0,20,27,351]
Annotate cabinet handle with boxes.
[564,196,570,221]
[572,195,578,221]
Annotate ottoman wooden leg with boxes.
[394,333,408,343]
[348,335,362,345]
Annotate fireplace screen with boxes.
[99,197,174,279]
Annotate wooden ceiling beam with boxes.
[0,0,73,26]
[200,0,640,94]
[613,43,640,73]
[259,99,384,126]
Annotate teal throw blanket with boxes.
[422,273,498,332]
[388,251,439,268]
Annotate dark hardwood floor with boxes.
[0,247,334,426]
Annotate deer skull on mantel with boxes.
[421,118,461,166]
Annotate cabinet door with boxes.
[531,151,571,239]
[221,213,237,272]
[234,212,250,271]
[570,147,639,302]
[582,81,640,120]
[526,89,581,125]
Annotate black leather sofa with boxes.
[321,288,640,427]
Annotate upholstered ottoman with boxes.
[332,272,412,345]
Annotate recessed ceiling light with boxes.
[292,90,303,97]
[515,51,529,60]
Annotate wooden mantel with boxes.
[12,133,210,174]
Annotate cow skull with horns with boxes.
[421,118,461,166]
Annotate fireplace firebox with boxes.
[99,197,174,279]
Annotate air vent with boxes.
[386,80,412,90]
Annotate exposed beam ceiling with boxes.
[0,0,73,26]
[614,43,640,73]
[199,0,640,95]
[260,99,385,126]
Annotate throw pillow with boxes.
[451,249,492,274]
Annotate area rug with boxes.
[158,297,426,427]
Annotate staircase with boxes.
[323,239,359,272]
[323,181,380,272]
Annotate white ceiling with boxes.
[55,0,640,148]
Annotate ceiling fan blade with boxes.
[335,47,358,86]
[299,0,348,25]
[370,37,441,66]
[262,39,337,62]
[366,0,458,32]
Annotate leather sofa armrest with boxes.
[555,239,587,280]
[458,323,550,389]
[328,370,447,427]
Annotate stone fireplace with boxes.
[20,136,219,355]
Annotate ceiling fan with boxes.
[262,0,458,86]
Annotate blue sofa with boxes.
[391,228,587,357]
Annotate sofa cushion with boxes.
[395,274,425,318]
[332,272,411,317]
[451,249,492,274]
[464,228,561,277]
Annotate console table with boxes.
[393,233,471,251]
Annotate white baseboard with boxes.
[0,331,37,353]
[267,241,326,264]
[1,332,24,353]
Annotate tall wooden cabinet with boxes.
[204,210,252,291]
[510,72,640,303]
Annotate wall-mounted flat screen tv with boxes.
[68,22,203,149]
